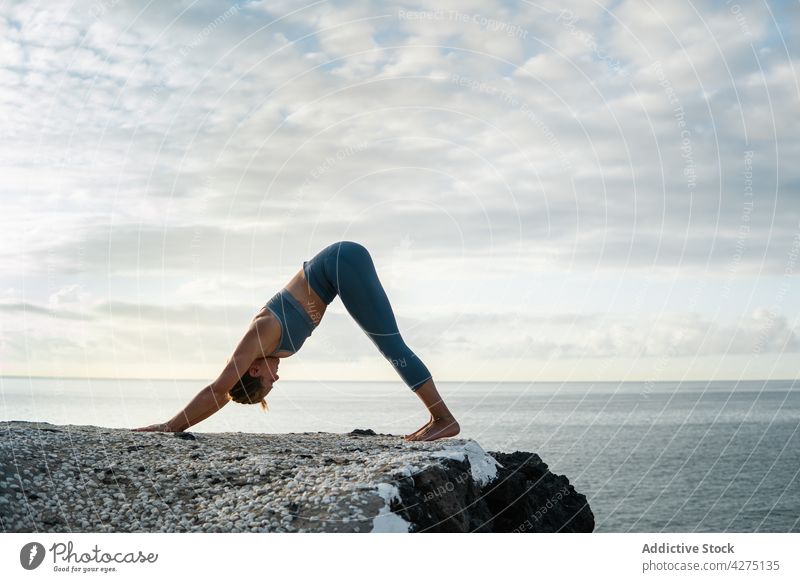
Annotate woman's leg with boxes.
[403,377,460,441]
[326,241,432,389]
[322,241,459,441]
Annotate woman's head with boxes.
[227,356,279,411]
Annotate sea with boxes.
[2,377,798,533]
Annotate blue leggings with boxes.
[303,241,433,391]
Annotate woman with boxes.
[134,240,460,441]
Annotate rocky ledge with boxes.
[0,421,594,533]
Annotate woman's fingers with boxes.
[132,423,171,432]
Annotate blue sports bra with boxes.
[263,289,316,356]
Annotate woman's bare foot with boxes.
[403,415,434,440]
[404,415,460,441]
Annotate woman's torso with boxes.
[253,267,329,358]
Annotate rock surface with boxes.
[0,421,594,533]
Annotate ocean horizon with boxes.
[2,376,798,533]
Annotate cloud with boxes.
[426,308,800,359]
[1,0,798,379]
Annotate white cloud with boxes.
[48,283,88,307]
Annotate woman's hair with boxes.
[227,370,269,412]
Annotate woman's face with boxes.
[249,356,280,391]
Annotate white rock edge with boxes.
[370,482,411,533]
[369,439,503,532]
[431,439,502,486]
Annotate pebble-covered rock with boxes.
[0,421,593,533]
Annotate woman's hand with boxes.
[132,422,179,432]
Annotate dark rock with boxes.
[389,451,594,533]
[349,428,376,436]
[393,457,493,532]
[484,451,594,532]
[174,432,196,441]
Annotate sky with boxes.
[0,0,798,383]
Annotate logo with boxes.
[20,542,46,570]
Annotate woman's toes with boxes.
[404,418,434,441]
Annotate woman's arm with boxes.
[133,318,275,432]
[132,381,232,432]
[163,383,230,431]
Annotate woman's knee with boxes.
[336,240,370,260]
[376,336,419,367]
